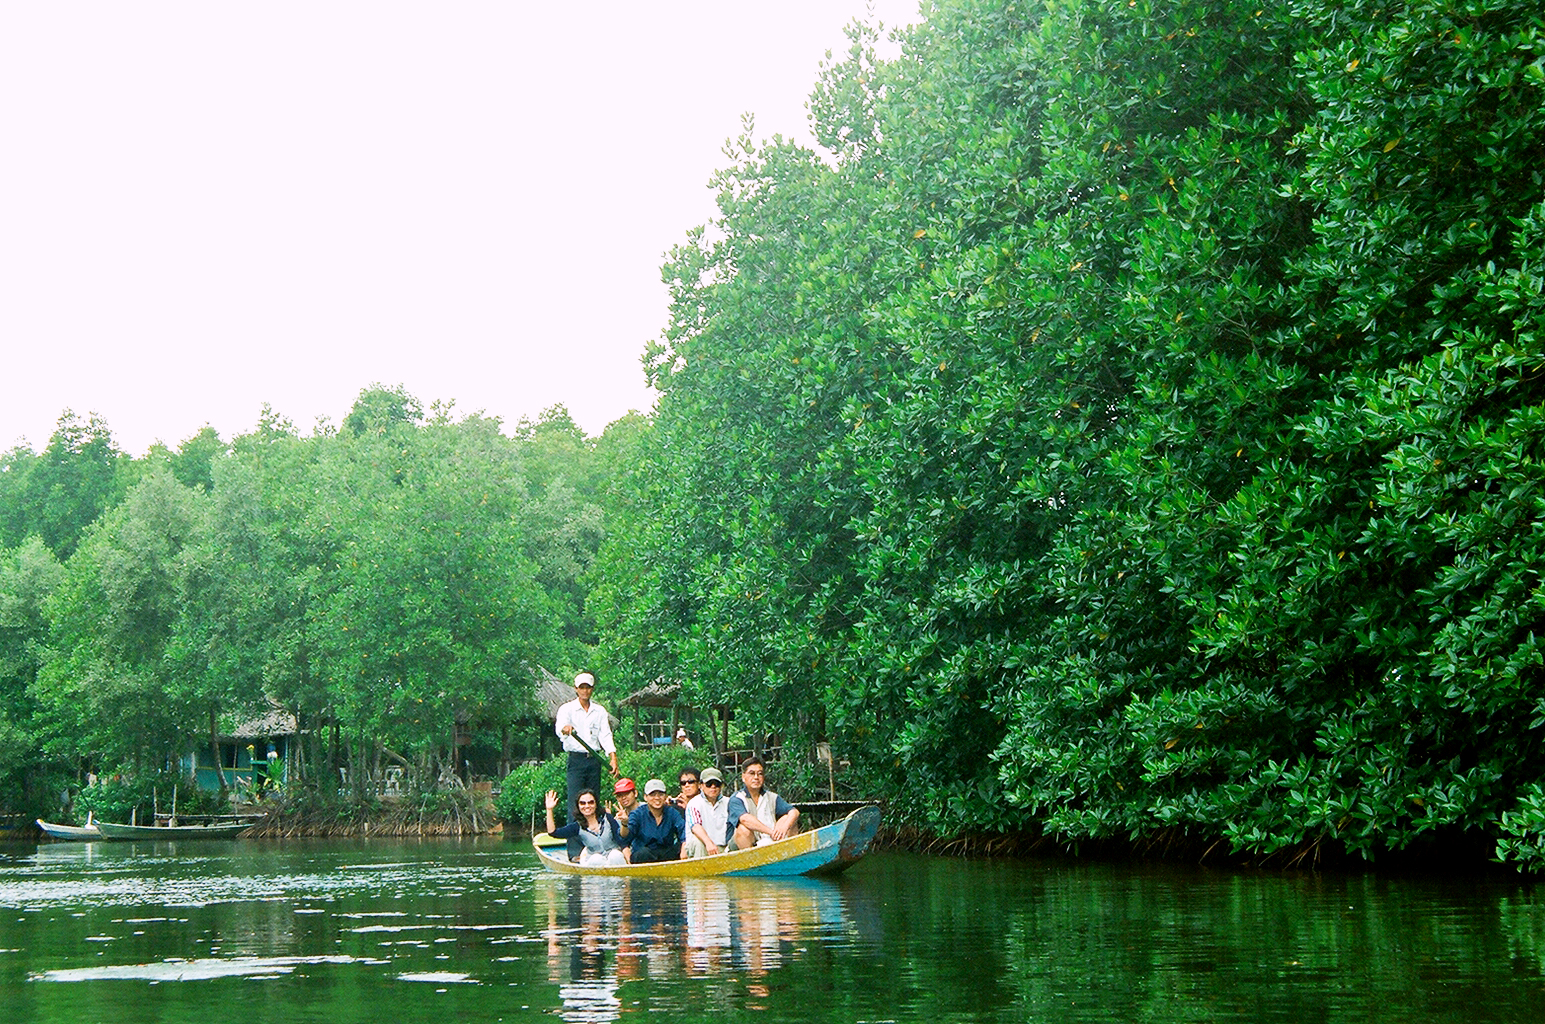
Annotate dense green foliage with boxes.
[0,411,135,559]
[0,391,630,818]
[6,0,1542,870]
[71,768,225,826]
[492,746,705,830]
[597,0,1545,868]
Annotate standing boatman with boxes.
[555,671,618,859]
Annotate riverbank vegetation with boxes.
[4,0,1543,868]
[593,0,1545,870]
[1,393,641,824]
[240,787,499,838]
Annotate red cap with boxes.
[613,777,636,794]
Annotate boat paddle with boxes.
[567,730,618,778]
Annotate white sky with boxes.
[1,1,919,456]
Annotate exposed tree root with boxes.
[243,789,498,838]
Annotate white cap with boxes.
[574,672,595,688]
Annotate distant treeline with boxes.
[591,0,1545,869]
[0,390,645,815]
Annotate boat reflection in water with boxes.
[536,871,870,1021]
[683,877,849,977]
[542,875,625,1024]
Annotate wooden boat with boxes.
[532,805,880,878]
[95,820,251,840]
[36,812,101,840]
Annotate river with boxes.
[2,837,1544,1023]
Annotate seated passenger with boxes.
[625,778,686,863]
[684,766,731,857]
[674,768,700,813]
[727,758,799,850]
[543,789,626,866]
[612,777,640,839]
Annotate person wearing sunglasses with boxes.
[683,767,731,858]
[673,770,701,813]
[555,672,618,859]
[543,788,625,866]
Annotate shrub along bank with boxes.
[495,747,707,830]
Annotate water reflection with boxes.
[34,953,384,982]
[533,872,863,1020]
[25,841,105,868]
[540,876,624,1022]
[4,839,1545,1023]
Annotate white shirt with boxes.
[686,791,730,848]
[555,698,616,755]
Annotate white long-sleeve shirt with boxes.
[555,698,616,755]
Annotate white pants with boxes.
[579,848,626,867]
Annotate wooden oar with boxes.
[569,730,599,759]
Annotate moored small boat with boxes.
[532,805,881,878]
[95,820,251,840]
[36,813,102,841]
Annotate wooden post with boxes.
[209,708,227,799]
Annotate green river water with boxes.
[2,837,1544,1023]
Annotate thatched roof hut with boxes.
[228,706,298,740]
[618,680,679,710]
[617,679,727,753]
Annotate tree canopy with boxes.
[595,0,1545,867]
[0,391,624,813]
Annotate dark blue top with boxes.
[549,813,623,852]
[626,804,685,856]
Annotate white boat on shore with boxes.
[36,813,101,840]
